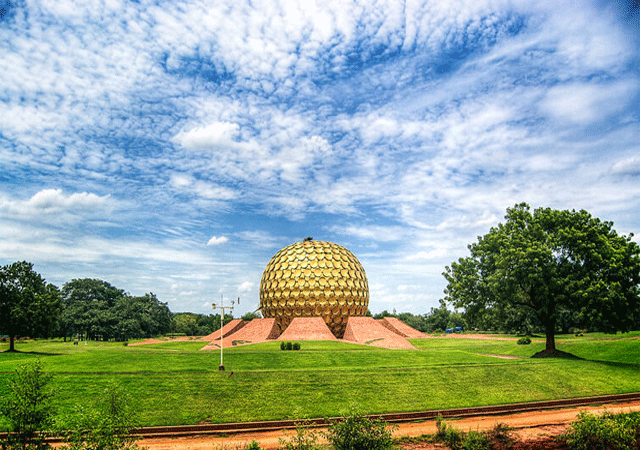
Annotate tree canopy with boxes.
[58,278,172,341]
[443,203,640,355]
[0,261,61,352]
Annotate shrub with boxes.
[560,411,635,450]
[517,337,531,345]
[434,417,462,449]
[278,422,321,450]
[286,342,293,351]
[293,343,301,350]
[0,359,55,450]
[245,441,261,450]
[486,422,514,447]
[280,342,286,350]
[461,431,490,450]
[326,412,395,450]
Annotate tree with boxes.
[0,262,61,352]
[443,203,640,356]
[0,359,55,450]
[58,280,171,341]
[59,279,125,341]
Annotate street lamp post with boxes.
[212,295,234,371]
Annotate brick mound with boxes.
[342,316,416,349]
[277,317,337,341]
[379,317,428,338]
[201,319,247,341]
[200,318,280,350]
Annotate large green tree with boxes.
[0,262,61,352]
[59,279,125,340]
[59,279,173,341]
[443,203,640,355]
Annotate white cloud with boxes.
[173,122,241,150]
[0,189,113,219]
[539,80,636,124]
[237,281,253,293]
[612,156,640,176]
[207,236,229,246]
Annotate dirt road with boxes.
[138,399,640,450]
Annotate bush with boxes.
[245,441,261,450]
[486,422,514,447]
[517,337,531,345]
[434,418,506,450]
[278,422,321,450]
[461,431,490,450]
[326,412,395,450]
[280,342,301,351]
[560,411,636,450]
[0,359,55,450]
[435,417,463,449]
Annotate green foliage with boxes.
[59,279,172,341]
[326,411,395,450]
[280,342,301,351]
[444,203,640,353]
[278,422,321,450]
[435,419,510,450]
[172,312,233,336]
[461,431,490,450]
[435,417,463,449]
[560,411,638,450]
[60,381,141,450]
[241,312,262,321]
[245,441,261,450]
[517,337,531,345]
[485,422,514,446]
[0,359,55,450]
[0,262,61,352]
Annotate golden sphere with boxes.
[259,240,369,337]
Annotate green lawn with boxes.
[1,334,639,428]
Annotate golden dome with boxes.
[259,240,369,337]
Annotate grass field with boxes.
[1,333,639,429]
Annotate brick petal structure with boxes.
[277,317,337,341]
[378,317,428,338]
[201,319,247,341]
[200,318,279,350]
[342,316,416,349]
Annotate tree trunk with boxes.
[545,322,556,352]
[8,334,16,352]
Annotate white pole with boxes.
[212,294,234,371]
[220,294,224,367]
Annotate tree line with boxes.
[0,265,245,351]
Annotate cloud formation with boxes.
[0,0,638,315]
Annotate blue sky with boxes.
[1,0,639,316]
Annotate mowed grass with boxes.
[1,334,639,428]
